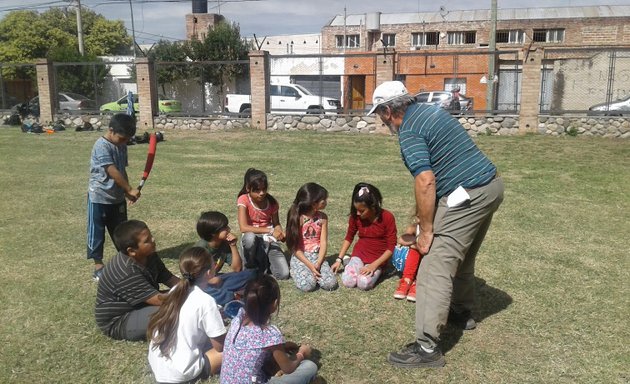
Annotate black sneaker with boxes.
[448,309,477,330]
[387,342,445,368]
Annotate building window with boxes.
[496,30,524,44]
[447,31,476,45]
[411,32,439,46]
[336,34,361,48]
[532,29,564,43]
[381,33,396,47]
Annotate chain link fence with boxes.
[541,48,630,114]
[52,61,111,115]
[154,60,250,116]
[0,63,37,111]
[268,53,347,114]
[398,50,520,113]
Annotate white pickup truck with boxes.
[225,83,340,116]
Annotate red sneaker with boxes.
[406,281,417,302]
[394,279,411,299]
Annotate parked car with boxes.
[415,91,473,111]
[23,92,96,115]
[225,83,340,116]
[99,94,182,113]
[588,94,630,116]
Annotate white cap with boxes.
[367,81,409,115]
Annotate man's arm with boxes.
[414,170,436,255]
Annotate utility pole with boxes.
[486,0,497,111]
[74,0,84,55]
[343,6,347,53]
[129,0,137,58]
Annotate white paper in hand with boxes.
[447,186,471,208]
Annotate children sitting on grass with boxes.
[195,211,256,306]
[148,247,227,383]
[237,168,289,279]
[285,183,338,292]
[95,220,179,341]
[332,183,397,291]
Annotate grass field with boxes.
[0,127,628,384]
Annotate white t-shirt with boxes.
[148,286,226,383]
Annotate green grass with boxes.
[0,127,628,383]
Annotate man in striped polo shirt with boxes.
[368,81,504,368]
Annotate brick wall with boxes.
[322,16,630,53]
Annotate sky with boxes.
[0,0,627,44]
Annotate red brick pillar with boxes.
[519,49,543,134]
[35,59,56,124]
[135,57,157,130]
[375,51,395,86]
[249,51,270,130]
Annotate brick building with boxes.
[321,5,630,110]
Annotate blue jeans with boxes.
[87,196,127,262]
[268,360,318,384]
[203,269,256,306]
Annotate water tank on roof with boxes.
[192,0,207,13]
[366,12,381,31]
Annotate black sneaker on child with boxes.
[448,309,477,330]
[387,342,445,368]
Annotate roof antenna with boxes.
[439,6,449,20]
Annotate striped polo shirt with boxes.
[398,103,496,199]
[95,251,175,339]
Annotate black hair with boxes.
[109,113,136,137]
[286,183,328,253]
[237,168,278,206]
[113,220,149,253]
[196,211,229,241]
[243,274,280,326]
[349,182,383,219]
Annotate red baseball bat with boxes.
[138,133,157,191]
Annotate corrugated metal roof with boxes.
[327,5,630,26]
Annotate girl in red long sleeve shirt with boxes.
[332,183,397,290]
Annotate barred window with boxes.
[447,31,476,45]
[533,29,564,43]
[335,34,361,48]
[496,30,524,44]
[411,32,439,46]
[381,33,396,47]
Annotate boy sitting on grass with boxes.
[195,211,255,306]
[95,220,179,341]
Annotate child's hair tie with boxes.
[357,186,369,197]
[182,272,195,282]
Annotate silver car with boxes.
[28,92,96,114]
[588,95,630,116]
[415,91,473,111]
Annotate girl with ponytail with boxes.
[286,183,337,292]
[148,247,227,383]
[220,275,318,384]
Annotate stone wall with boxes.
[1,111,628,138]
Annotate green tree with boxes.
[185,22,251,110]
[48,46,109,100]
[147,40,190,95]
[0,8,130,102]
